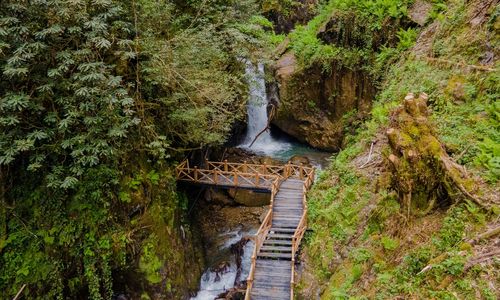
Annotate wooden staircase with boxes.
[249,178,305,299]
[175,160,314,300]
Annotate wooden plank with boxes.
[251,289,290,299]
[263,239,293,246]
[256,258,291,264]
[260,245,292,252]
[267,233,293,239]
[269,227,296,233]
[258,252,292,259]
[254,281,291,288]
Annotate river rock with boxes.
[205,188,234,206]
[228,189,270,207]
[289,155,311,167]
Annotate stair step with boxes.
[251,288,289,299]
[267,233,293,239]
[258,252,292,259]
[274,208,303,212]
[253,281,291,290]
[260,245,292,252]
[269,227,296,233]
[273,215,302,221]
[263,239,293,246]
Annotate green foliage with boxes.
[380,236,399,251]
[475,138,500,181]
[139,237,163,284]
[0,0,260,298]
[397,28,418,50]
[287,0,413,70]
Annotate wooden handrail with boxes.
[245,177,281,300]
[290,168,314,299]
[175,159,316,299]
[179,159,315,180]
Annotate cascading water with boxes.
[190,229,255,300]
[240,62,291,154]
[239,62,331,169]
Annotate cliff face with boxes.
[270,52,376,151]
[262,0,318,34]
[269,10,400,151]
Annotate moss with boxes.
[139,237,163,284]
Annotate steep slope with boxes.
[294,0,499,298]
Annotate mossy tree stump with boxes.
[386,93,488,216]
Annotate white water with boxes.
[239,62,331,170]
[190,229,255,300]
[240,62,292,155]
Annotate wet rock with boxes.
[289,155,311,167]
[228,189,270,207]
[210,261,231,282]
[271,51,375,151]
[205,189,235,206]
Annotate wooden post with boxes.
[299,163,304,180]
[285,161,291,177]
[234,170,238,186]
[255,173,259,188]
[262,163,267,175]
[213,169,218,185]
[194,166,198,182]
[224,159,228,172]
[243,160,247,173]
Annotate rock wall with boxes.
[270,12,406,151]
[270,52,376,151]
[262,0,318,34]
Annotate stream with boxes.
[190,62,331,300]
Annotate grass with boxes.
[299,1,499,298]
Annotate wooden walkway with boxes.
[175,160,314,300]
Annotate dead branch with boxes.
[468,226,500,245]
[360,142,375,168]
[13,284,27,300]
[249,104,276,148]
[465,249,500,271]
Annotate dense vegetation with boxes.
[0,0,268,298]
[1,0,498,299]
[297,0,499,298]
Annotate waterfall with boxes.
[240,62,290,154]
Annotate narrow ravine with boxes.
[239,61,331,170]
[190,61,331,299]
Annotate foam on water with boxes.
[190,230,255,300]
[239,61,331,170]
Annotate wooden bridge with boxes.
[175,160,315,300]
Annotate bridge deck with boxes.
[250,178,304,300]
[175,160,314,300]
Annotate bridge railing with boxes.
[290,167,315,299]
[203,159,315,180]
[245,177,281,300]
[176,160,279,189]
[175,159,316,299]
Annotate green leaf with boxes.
[61,176,79,189]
